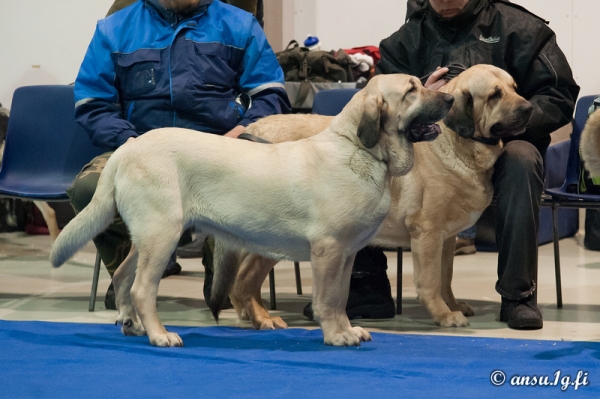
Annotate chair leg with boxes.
[269,268,276,310]
[294,262,302,295]
[396,247,403,315]
[551,204,563,308]
[89,252,101,312]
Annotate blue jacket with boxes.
[74,0,290,151]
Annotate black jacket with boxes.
[377,0,580,152]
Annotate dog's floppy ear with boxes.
[357,95,382,149]
[443,89,475,139]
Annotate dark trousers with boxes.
[353,140,544,301]
[67,153,130,276]
[493,140,544,300]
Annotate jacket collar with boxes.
[145,0,212,25]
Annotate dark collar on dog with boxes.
[470,136,500,145]
[237,132,272,144]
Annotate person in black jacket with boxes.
[305,0,579,330]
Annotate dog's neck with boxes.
[431,123,502,172]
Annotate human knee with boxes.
[494,141,544,188]
[498,141,543,175]
[67,175,98,213]
[66,153,110,213]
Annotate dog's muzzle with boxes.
[408,122,441,142]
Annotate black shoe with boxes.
[104,282,116,310]
[176,238,204,259]
[500,296,543,330]
[162,262,182,279]
[303,272,396,321]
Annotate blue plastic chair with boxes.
[1,85,104,310]
[544,94,600,308]
[311,88,360,116]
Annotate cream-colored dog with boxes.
[226,64,533,330]
[50,74,453,347]
[581,107,600,177]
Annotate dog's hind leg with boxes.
[131,235,183,347]
[411,232,469,327]
[231,253,286,330]
[441,235,474,317]
[113,245,146,336]
[310,240,371,346]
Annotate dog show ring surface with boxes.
[1,320,599,398]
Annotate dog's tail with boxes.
[208,240,241,322]
[49,156,119,268]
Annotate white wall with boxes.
[0,0,114,108]
[1,0,599,108]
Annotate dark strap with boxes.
[471,136,500,145]
[237,132,272,144]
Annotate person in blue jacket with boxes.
[68,0,290,310]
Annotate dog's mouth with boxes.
[407,122,441,142]
[490,121,528,137]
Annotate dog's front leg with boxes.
[131,247,183,347]
[231,253,287,330]
[411,232,469,327]
[311,240,371,346]
[440,235,474,317]
[113,245,146,336]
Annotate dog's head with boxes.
[442,64,533,142]
[339,74,454,176]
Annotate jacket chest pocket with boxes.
[191,42,238,87]
[115,51,164,97]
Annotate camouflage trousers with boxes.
[67,152,202,276]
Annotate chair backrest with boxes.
[0,85,104,199]
[311,88,360,116]
[561,94,598,191]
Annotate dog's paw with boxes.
[257,316,288,330]
[435,311,470,327]
[120,319,146,336]
[150,332,184,347]
[324,331,364,347]
[450,301,474,317]
[349,326,372,342]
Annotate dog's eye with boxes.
[489,87,502,101]
[407,85,417,94]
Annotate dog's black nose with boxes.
[517,102,533,118]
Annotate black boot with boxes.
[500,296,543,330]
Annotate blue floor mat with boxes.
[0,320,599,398]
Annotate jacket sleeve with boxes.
[237,17,291,126]
[376,30,412,75]
[508,27,580,144]
[74,23,138,152]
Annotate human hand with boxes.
[424,67,449,91]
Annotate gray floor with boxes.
[1,221,600,343]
